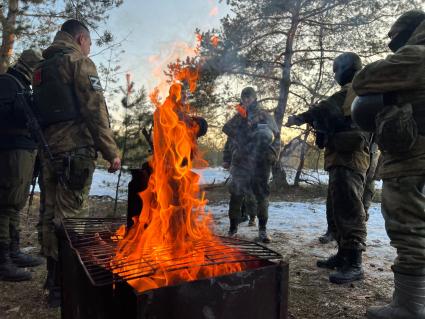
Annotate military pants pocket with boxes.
[67,156,95,191]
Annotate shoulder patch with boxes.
[89,75,103,91]
[33,69,42,86]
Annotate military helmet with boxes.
[240,87,257,100]
[14,48,43,83]
[333,52,362,86]
[351,95,386,132]
[388,10,425,52]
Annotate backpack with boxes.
[0,73,28,129]
[375,103,418,154]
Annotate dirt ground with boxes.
[0,184,391,319]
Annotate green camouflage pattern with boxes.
[40,150,94,260]
[382,176,425,275]
[327,167,367,251]
[35,31,119,162]
[223,103,280,223]
[0,149,36,245]
[352,20,425,178]
[300,84,371,174]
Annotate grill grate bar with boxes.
[62,218,282,287]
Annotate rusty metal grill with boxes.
[62,217,282,287]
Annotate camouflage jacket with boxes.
[222,138,233,165]
[353,21,425,178]
[222,103,281,171]
[300,84,370,174]
[34,31,119,161]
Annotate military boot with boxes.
[10,228,44,267]
[0,243,31,282]
[317,247,344,269]
[329,249,364,284]
[258,219,271,243]
[318,230,335,244]
[228,218,238,237]
[44,257,61,308]
[366,272,425,319]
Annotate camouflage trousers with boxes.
[326,171,374,236]
[228,163,271,223]
[0,149,36,245]
[41,149,95,260]
[326,167,367,251]
[382,175,425,275]
[362,175,376,220]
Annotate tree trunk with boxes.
[0,0,19,74]
[272,7,300,188]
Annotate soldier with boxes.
[223,87,280,243]
[0,49,45,282]
[286,52,370,284]
[351,10,425,319]
[32,19,121,307]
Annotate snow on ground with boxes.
[209,200,395,262]
[34,166,383,199]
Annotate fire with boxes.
[112,67,245,292]
[210,35,219,47]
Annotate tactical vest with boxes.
[0,72,28,130]
[32,50,80,127]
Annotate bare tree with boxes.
[198,0,421,186]
[0,0,123,73]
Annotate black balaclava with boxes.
[388,10,425,52]
[333,52,362,86]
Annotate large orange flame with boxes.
[112,67,245,292]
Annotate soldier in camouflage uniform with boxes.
[32,20,121,307]
[351,10,425,319]
[223,87,280,243]
[287,52,370,284]
[0,49,45,282]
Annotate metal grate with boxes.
[62,217,282,287]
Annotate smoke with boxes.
[147,39,198,99]
[208,0,219,16]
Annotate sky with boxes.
[90,0,231,97]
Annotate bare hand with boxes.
[108,157,121,173]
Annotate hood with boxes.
[407,20,425,45]
[42,31,82,59]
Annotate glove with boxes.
[222,162,230,170]
[285,115,305,127]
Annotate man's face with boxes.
[241,95,256,108]
[78,32,92,57]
